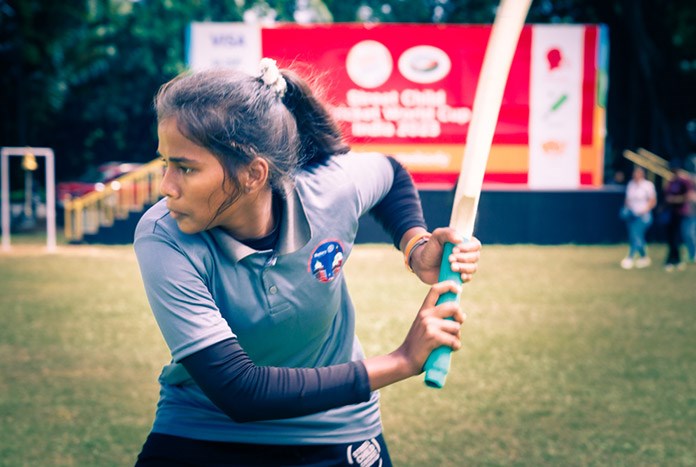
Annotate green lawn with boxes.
[1,241,695,466]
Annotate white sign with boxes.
[528,25,584,188]
[187,23,261,74]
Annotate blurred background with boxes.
[2,0,695,181]
[0,0,695,243]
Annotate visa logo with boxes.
[211,35,245,46]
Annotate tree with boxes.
[1,0,245,180]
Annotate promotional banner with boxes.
[187,23,607,189]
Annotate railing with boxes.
[64,158,164,242]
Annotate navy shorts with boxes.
[135,432,393,467]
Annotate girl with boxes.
[133,59,481,466]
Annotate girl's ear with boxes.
[243,157,270,192]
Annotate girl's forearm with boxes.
[363,350,417,391]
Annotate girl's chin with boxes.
[174,219,203,235]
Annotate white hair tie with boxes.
[258,58,287,98]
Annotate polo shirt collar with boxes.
[209,182,311,263]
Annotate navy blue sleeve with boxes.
[369,156,428,248]
[180,338,371,423]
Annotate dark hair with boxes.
[154,66,349,202]
[281,69,350,166]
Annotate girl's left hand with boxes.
[410,228,481,285]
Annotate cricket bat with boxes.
[424,0,532,388]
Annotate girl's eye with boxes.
[181,167,193,175]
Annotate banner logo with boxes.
[398,45,451,84]
[346,40,393,89]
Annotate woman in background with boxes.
[621,166,656,269]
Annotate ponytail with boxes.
[154,63,349,200]
[281,69,350,167]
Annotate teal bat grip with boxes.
[423,241,464,388]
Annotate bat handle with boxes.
[423,241,464,388]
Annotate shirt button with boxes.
[269,285,278,295]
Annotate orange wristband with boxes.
[403,232,431,272]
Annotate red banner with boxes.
[188,22,606,188]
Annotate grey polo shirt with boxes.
[134,152,395,444]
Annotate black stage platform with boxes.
[356,186,636,245]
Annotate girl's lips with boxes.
[168,208,185,219]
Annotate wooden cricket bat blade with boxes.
[423,0,532,389]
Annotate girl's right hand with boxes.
[393,280,465,377]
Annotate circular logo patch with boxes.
[308,240,344,283]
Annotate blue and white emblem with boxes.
[308,240,344,283]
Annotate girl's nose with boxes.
[160,168,179,198]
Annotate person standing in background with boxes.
[682,120,696,264]
[621,166,656,269]
[679,169,696,263]
[662,160,693,271]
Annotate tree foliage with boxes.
[1,0,694,182]
[1,0,245,179]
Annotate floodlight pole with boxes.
[1,147,56,252]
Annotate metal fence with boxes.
[64,159,163,242]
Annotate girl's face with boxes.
[157,119,240,234]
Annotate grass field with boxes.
[1,238,695,466]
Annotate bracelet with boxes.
[403,232,431,273]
